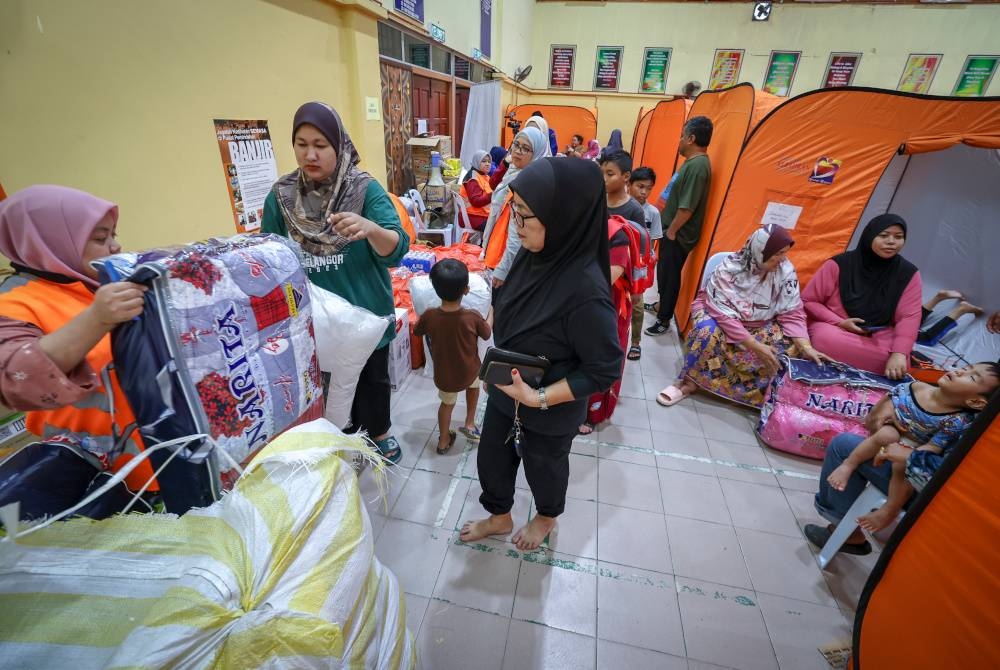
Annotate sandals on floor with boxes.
[578,423,596,435]
[375,435,404,464]
[436,430,457,455]
[627,345,642,361]
[656,384,690,407]
[643,302,658,315]
[803,523,872,556]
[458,426,481,442]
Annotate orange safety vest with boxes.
[460,172,493,219]
[483,193,514,270]
[0,276,157,491]
[388,192,417,244]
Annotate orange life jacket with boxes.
[388,192,417,243]
[460,172,493,219]
[0,276,157,491]
[483,193,514,270]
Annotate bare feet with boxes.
[936,289,964,302]
[512,515,557,551]
[826,463,856,492]
[459,514,513,542]
[953,301,984,319]
[857,506,897,533]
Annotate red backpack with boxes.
[607,214,656,294]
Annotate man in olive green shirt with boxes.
[646,116,713,336]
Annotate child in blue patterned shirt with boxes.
[827,361,1000,532]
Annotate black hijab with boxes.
[494,158,611,345]
[833,213,918,327]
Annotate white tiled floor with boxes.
[368,311,862,669]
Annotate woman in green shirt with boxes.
[262,101,409,463]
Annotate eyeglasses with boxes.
[511,206,537,228]
[510,141,533,155]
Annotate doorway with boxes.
[412,74,450,136]
[455,85,470,157]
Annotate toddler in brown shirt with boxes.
[413,259,493,454]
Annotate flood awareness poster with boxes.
[762,51,801,97]
[897,54,942,94]
[709,49,744,90]
[214,120,279,233]
[953,56,1000,97]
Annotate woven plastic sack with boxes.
[310,284,388,429]
[94,234,324,511]
[0,419,414,669]
[756,357,910,459]
[409,272,491,318]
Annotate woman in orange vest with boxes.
[0,185,160,519]
[460,150,494,231]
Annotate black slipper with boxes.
[803,523,872,556]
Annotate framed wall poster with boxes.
[952,55,1000,97]
[213,119,279,233]
[897,53,943,94]
[822,52,862,88]
[593,46,624,91]
[761,50,801,97]
[549,45,576,89]
[640,47,672,94]
[708,49,744,90]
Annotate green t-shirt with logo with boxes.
[262,180,409,348]
[661,154,711,253]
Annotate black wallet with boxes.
[478,347,550,387]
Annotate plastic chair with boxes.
[700,251,732,289]
[817,485,888,569]
[451,190,480,245]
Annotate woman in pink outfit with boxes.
[802,214,922,379]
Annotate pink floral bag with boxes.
[755,357,910,460]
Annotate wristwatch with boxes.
[537,386,549,411]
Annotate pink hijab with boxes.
[0,185,117,287]
[583,139,601,160]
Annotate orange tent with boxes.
[852,396,1000,668]
[501,104,598,153]
[629,106,652,160]
[685,88,1000,334]
[670,83,756,329]
[629,98,691,201]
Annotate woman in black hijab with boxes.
[459,158,624,551]
[802,214,923,379]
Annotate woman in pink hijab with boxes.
[583,139,601,160]
[0,185,153,519]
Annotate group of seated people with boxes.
[654,214,999,554]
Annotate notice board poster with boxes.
[762,51,801,97]
[822,52,862,88]
[897,54,942,94]
[480,0,491,58]
[393,0,424,23]
[952,55,1000,97]
[709,49,744,90]
[593,46,624,91]
[214,120,278,233]
[640,48,672,94]
[549,45,576,89]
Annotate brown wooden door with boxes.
[412,74,450,137]
[381,61,413,194]
[455,86,470,157]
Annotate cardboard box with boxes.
[389,308,411,391]
[407,135,453,180]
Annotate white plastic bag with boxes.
[309,284,388,428]
[409,272,491,318]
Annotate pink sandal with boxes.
[656,384,690,407]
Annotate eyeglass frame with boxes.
[511,205,537,229]
[510,141,534,155]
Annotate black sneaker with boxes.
[645,320,670,336]
[803,523,872,555]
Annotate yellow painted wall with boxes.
[0,0,387,252]
[530,2,1000,99]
